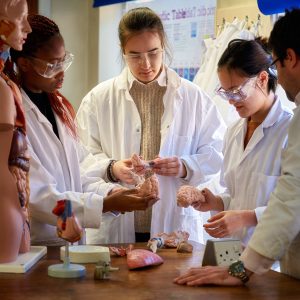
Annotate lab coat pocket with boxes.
[252,172,279,207]
[169,134,194,156]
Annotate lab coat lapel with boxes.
[53,103,75,189]
[22,89,50,125]
[232,121,247,164]
[22,90,63,148]
[232,119,264,165]
[239,97,284,163]
[22,89,73,187]
[116,69,143,155]
[241,124,264,161]
[160,69,183,148]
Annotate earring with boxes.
[0,34,6,41]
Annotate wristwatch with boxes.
[228,260,250,283]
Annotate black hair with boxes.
[269,8,300,64]
[218,38,277,93]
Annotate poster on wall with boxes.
[126,0,216,81]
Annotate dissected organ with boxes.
[109,245,163,270]
[177,185,205,208]
[52,200,82,243]
[131,153,159,198]
[177,241,193,253]
[137,171,159,198]
[147,230,193,253]
[127,248,163,269]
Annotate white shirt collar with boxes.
[127,65,167,90]
[295,91,300,106]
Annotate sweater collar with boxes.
[117,65,181,92]
[127,65,167,90]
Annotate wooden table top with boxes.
[0,243,299,300]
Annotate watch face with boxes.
[229,261,249,283]
[231,261,245,273]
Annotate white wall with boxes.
[38,0,51,18]
[99,4,123,82]
[38,0,123,110]
[39,0,99,110]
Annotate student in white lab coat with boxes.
[190,38,293,246]
[175,8,300,285]
[76,7,226,244]
[8,14,157,246]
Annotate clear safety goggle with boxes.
[28,51,74,78]
[123,49,164,65]
[215,77,257,102]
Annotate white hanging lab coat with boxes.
[76,67,226,243]
[220,97,293,245]
[22,90,116,246]
[193,19,255,126]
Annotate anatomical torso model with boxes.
[0,0,31,263]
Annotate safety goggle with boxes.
[28,51,74,78]
[215,77,257,102]
[123,49,164,65]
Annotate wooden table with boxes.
[0,243,299,300]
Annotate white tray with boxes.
[60,245,110,263]
[0,246,47,273]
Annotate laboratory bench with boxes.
[0,243,299,300]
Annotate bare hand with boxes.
[112,159,135,185]
[173,266,243,286]
[103,188,159,213]
[152,156,186,178]
[108,187,124,195]
[131,153,147,175]
[203,210,256,238]
[192,188,223,212]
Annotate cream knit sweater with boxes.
[129,79,166,233]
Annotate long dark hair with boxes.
[218,38,277,93]
[7,14,77,138]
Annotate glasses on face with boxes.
[123,49,164,65]
[270,57,280,68]
[28,51,74,78]
[270,57,280,67]
[215,77,257,102]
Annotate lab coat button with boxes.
[136,128,140,132]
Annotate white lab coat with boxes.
[76,66,226,243]
[22,90,116,246]
[220,97,293,245]
[241,95,300,280]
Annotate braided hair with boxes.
[9,14,77,138]
[14,14,60,58]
